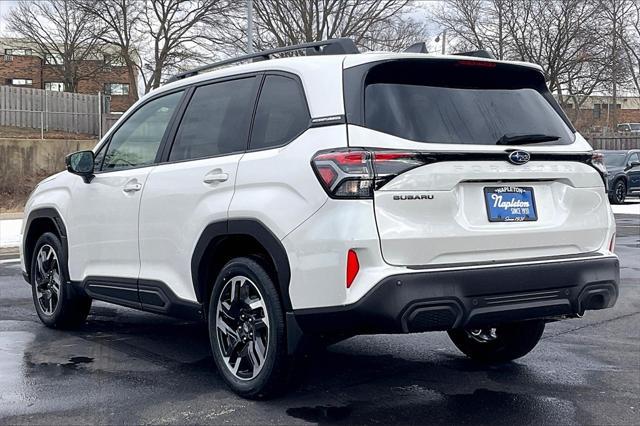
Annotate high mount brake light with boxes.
[312,149,428,198]
[456,60,496,68]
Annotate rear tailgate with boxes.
[343,56,610,267]
[371,152,608,266]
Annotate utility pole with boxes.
[435,30,447,54]
[441,30,446,55]
[247,0,253,54]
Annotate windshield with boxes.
[603,153,627,168]
[360,60,575,146]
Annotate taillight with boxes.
[588,151,608,189]
[312,149,428,198]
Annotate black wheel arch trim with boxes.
[191,218,292,311]
[22,207,68,283]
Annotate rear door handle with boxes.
[123,182,142,193]
[203,172,229,184]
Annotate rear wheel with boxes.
[30,232,91,328]
[448,320,545,363]
[208,257,292,399]
[609,179,627,204]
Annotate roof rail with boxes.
[452,49,494,59]
[166,38,359,83]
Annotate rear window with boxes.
[355,59,575,146]
[603,152,627,168]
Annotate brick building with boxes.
[0,38,137,112]
[561,95,640,133]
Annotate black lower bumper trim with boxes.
[293,256,619,335]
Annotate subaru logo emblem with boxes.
[508,150,530,165]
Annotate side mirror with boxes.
[65,150,95,183]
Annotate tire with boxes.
[208,257,292,399]
[30,232,92,328]
[609,179,627,204]
[448,320,545,363]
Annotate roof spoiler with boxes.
[452,49,495,59]
[166,38,359,84]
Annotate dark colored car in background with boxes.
[600,150,640,204]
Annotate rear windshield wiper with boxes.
[496,134,560,145]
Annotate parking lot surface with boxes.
[0,215,638,425]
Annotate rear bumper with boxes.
[293,255,619,335]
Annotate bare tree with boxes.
[431,0,607,118]
[597,0,637,126]
[216,0,426,54]
[139,0,233,92]
[74,0,145,100]
[431,0,510,59]
[621,1,640,95]
[7,0,108,92]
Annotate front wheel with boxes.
[30,232,92,328]
[609,179,627,204]
[448,320,545,363]
[208,257,292,399]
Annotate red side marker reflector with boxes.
[609,233,616,252]
[346,249,360,288]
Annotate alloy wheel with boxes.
[215,275,270,380]
[34,244,61,316]
[615,181,626,203]
[467,327,498,343]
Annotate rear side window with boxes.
[250,75,309,150]
[354,60,575,146]
[169,77,255,161]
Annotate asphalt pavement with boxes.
[0,215,638,425]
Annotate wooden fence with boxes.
[586,134,640,150]
[0,86,100,135]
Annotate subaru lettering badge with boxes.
[508,150,531,165]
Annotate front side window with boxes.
[102,91,183,171]
[628,153,640,165]
[169,77,255,162]
[250,75,309,150]
[360,60,575,146]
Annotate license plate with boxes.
[484,186,538,222]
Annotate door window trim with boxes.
[245,71,312,154]
[159,72,263,165]
[93,87,189,175]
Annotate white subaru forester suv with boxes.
[21,39,619,398]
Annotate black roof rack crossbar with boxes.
[167,38,359,83]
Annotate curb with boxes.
[0,212,23,220]
[0,247,20,260]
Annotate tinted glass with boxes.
[629,153,640,164]
[102,91,183,170]
[604,153,627,168]
[250,75,309,150]
[169,77,255,161]
[363,60,574,146]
